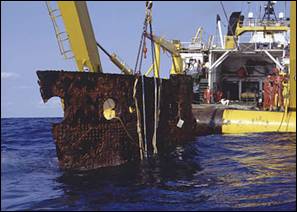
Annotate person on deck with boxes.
[273,72,286,111]
[263,75,274,111]
[203,86,212,104]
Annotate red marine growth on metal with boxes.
[37,71,196,171]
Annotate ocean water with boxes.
[1,118,296,211]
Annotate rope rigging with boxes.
[133,1,161,158]
[148,5,161,155]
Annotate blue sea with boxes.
[1,118,296,211]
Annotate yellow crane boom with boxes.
[144,33,183,75]
[225,24,289,49]
[224,4,289,50]
[47,1,133,75]
[145,43,160,78]
[96,42,132,75]
[57,1,102,72]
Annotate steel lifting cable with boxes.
[133,3,152,159]
[133,37,146,159]
[139,1,158,158]
[149,21,161,155]
[139,31,148,159]
[134,32,145,74]
[139,35,148,158]
[134,2,150,74]
[133,1,163,158]
[141,74,148,158]
[133,77,144,160]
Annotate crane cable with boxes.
[148,6,161,155]
[134,1,151,74]
[134,1,161,157]
[134,31,145,75]
[133,1,154,159]
[133,34,146,159]
[133,77,144,160]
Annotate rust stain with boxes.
[37,71,196,171]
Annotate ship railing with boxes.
[254,42,287,50]
[238,42,287,51]
[239,18,290,28]
[180,42,209,50]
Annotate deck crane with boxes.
[144,33,184,75]
[223,1,289,50]
[46,1,132,75]
[192,27,203,45]
[96,42,132,75]
[144,42,161,77]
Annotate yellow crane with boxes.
[223,1,289,49]
[52,1,102,72]
[144,43,161,78]
[141,1,183,77]
[144,33,184,75]
[96,42,132,75]
[225,23,289,49]
[46,1,132,75]
[48,1,182,77]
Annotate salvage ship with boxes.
[37,1,296,171]
[179,1,296,134]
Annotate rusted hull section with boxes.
[37,71,196,171]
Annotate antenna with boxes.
[248,1,251,12]
[262,1,278,21]
[284,1,287,18]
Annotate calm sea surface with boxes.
[1,118,296,211]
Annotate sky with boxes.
[1,1,290,118]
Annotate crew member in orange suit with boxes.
[263,75,274,111]
[215,90,223,103]
[274,72,285,111]
[203,86,212,104]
